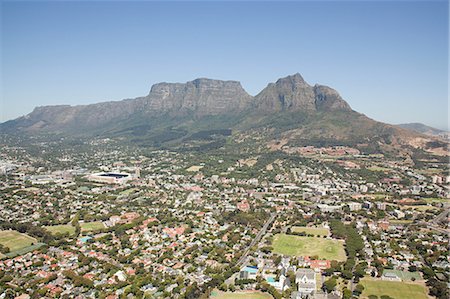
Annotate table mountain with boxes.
[0,73,443,154]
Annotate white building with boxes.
[296,268,316,297]
[348,202,362,211]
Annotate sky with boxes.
[1,0,448,130]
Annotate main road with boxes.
[225,212,277,284]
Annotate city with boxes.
[0,134,448,298]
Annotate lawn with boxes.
[210,290,273,299]
[120,188,138,195]
[0,230,37,252]
[186,165,204,172]
[423,198,449,204]
[44,224,76,235]
[291,226,330,236]
[360,278,429,299]
[272,234,346,261]
[80,221,105,232]
[368,166,391,172]
[408,205,438,212]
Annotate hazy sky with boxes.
[1,1,448,129]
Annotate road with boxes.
[349,257,359,292]
[225,212,277,285]
[432,208,449,225]
[235,212,277,268]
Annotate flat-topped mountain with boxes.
[1,74,353,134]
[1,73,445,155]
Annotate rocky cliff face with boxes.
[253,73,351,113]
[144,78,253,115]
[1,73,355,135]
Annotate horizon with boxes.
[1,1,448,130]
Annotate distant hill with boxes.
[397,123,447,137]
[1,73,446,156]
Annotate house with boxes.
[269,274,289,291]
[393,209,405,219]
[240,265,258,280]
[348,202,362,211]
[309,259,331,271]
[376,202,387,210]
[317,204,341,213]
[296,268,316,297]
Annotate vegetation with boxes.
[290,226,329,237]
[0,230,37,252]
[271,234,346,261]
[44,224,76,236]
[360,278,428,299]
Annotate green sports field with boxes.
[360,278,428,299]
[0,230,37,252]
[291,226,330,236]
[210,290,273,299]
[80,221,105,232]
[44,224,76,235]
[272,234,346,261]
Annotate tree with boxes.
[343,288,352,299]
[354,284,365,296]
[323,277,337,293]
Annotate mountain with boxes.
[253,73,351,112]
[0,73,445,155]
[397,123,447,137]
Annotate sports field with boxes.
[291,226,330,236]
[360,278,428,299]
[0,230,37,252]
[272,234,346,261]
[210,290,273,299]
[80,221,105,232]
[44,224,76,235]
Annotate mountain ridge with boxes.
[1,73,445,156]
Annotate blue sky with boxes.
[1,1,448,129]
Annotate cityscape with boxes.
[0,1,448,299]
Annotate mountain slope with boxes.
[397,123,447,137]
[0,73,442,154]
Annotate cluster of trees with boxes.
[329,220,366,281]
[422,267,449,299]
[0,244,9,254]
[0,220,54,244]
[62,270,93,288]
[220,210,268,228]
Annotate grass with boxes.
[120,188,138,195]
[80,221,105,232]
[291,226,330,236]
[0,230,37,252]
[368,166,391,172]
[186,165,204,172]
[44,224,76,235]
[423,198,449,204]
[210,290,273,299]
[407,205,438,212]
[272,234,346,261]
[360,278,428,299]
